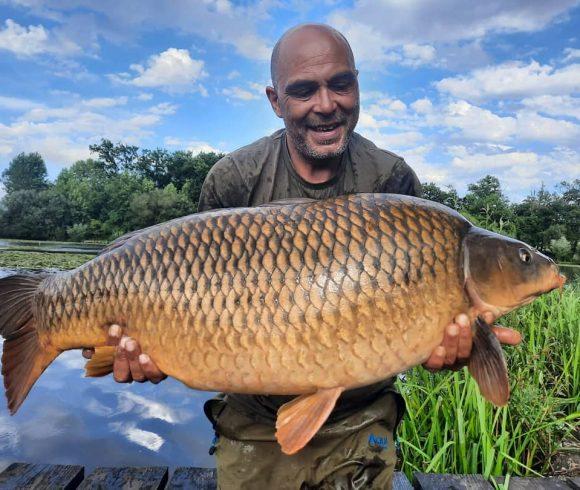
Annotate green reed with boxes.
[396,283,579,478]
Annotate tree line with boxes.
[0,141,578,263]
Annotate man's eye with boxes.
[288,88,316,99]
[330,80,354,92]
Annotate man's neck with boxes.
[286,138,342,184]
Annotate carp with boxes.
[0,194,565,454]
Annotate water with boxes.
[0,268,216,473]
[0,240,102,254]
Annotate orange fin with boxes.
[85,346,116,377]
[275,387,343,455]
[0,273,59,414]
[468,317,510,406]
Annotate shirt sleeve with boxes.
[379,158,422,197]
[197,156,249,212]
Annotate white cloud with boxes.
[111,48,207,94]
[521,95,580,119]
[0,19,79,57]
[0,96,41,111]
[443,101,517,141]
[402,44,436,67]
[563,47,580,62]
[164,137,221,154]
[436,61,580,101]
[82,97,128,108]
[0,98,177,170]
[227,70,240,79]
[109,422,165,452]
[329,1,578,48]
[136,93,153,101]
[222,87,260,101]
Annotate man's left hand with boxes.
[423,314,522,371]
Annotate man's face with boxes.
[267,31,360,162]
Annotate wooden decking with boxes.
[0,463,578,489]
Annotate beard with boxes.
[285,103,359,163]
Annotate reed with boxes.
[397,283,579,478]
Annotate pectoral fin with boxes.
[275,387,343,455]
[85,346,116,377]
[468,317,510,406]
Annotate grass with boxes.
[397,283,579,478]
[0,251,95,269]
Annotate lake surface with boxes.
[0,268,216,473]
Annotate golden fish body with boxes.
[36,193,468,394]
[0,193,564,453]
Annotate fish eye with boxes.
[519,248,532,264]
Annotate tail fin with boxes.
[0,273,59,414]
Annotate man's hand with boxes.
[422,314,522,371]
[82,324,167,384]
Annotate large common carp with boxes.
[0,194,565,454]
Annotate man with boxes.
[85,23,521,489]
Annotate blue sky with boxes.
[0,0,579,201]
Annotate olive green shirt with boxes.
[198,129,421,424]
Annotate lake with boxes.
[0,268,216,473]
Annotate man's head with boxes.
[266,24,359,164]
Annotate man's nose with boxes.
[313,86,337,114]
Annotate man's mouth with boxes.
[308,122,343,133]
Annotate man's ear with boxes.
[266,86,283,118]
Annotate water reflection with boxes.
[0,268,216,472]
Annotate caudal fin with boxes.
[0,273,59,414]
[468,317,510,406]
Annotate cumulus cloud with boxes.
[164,137,221,154]
[0,97,178,169]
[521,95,580,119]
[222,87,260,101]
[110,48,207,94]
[401,44,437,67]
[436,60,580,101]
[0,18,79,57]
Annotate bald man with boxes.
[87,23,521,489]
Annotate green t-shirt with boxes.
[198,129,422,424]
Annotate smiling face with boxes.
[267,25,360,163]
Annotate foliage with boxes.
[1,152,48,194]
[397,285,579,478]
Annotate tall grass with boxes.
[396,283,579,478]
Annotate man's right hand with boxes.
[82,324,167,384]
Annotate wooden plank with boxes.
[414,472,492,489]
[393,471,413,490]
[167,467,217,489]
[0,462,84,489]
[492,476,580,489]
[78,466,168,490]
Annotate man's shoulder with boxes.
[350,132,404,167]
[213,129,284,173]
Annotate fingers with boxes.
[422,345,446,371]
[113,336,132,383]
[455,314,472,363]
[139,354,168,384]
[492,325,522,346]
[442,322,459,365]
[125,339,147,383]
[107,324,122,346]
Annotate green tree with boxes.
[129,184,193,229]
[0,189,71,240]
[463,175,515,234]
[421,182,461,210]
[1,152,48,194]
[89,139,139,176]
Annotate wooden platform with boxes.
[0,463,578,489]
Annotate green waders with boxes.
[204,389,405,490]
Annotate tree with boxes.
[1,152,48,194]
[89,139,139,175]
[421,182,461,210]
[463,175,514,234]
[129,184,193,229]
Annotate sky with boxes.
[0,0,579,201]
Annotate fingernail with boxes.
[457,314,469,328]
[139,354,149,365]
[448,324,459,336]
[110,324,121,337]
[126,340,136,352]
[119,336,129,349]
